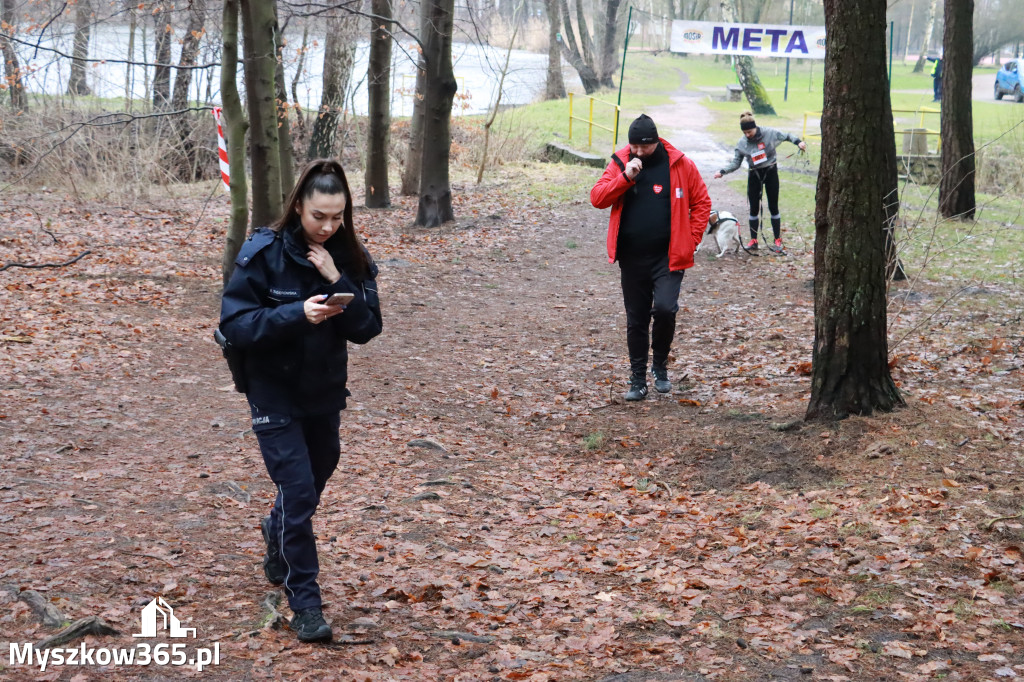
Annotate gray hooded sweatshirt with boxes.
[719,126,802,175]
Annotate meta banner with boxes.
[671,21,827,59]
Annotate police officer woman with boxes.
[219,158,382,643]
[713,111,806,252]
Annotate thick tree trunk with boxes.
[1,0,27,110]
[220,0,250,286]
[365,0,393,208]
[171,0,207,110]
[882,125,907,282]
[67,0,92,96]
[308,14,357,159]
[166,0,207,181]
[544,0,566,100]
[597,0,622,89]
[807,0,904,421]
[558,0,601,94]
[938,0,976,220]
[152,7,172,108]
[720,0,775,114]
[400,0,429,196]
[913,0,939,72]
[241,0,283,228]
[415,0,457,227]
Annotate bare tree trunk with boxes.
[1,0,28,110]
[365,0,393,208]
[807,0,904,421]
[221,0,250,285]
[400,0,429,196]
[273,10,294,193]
[938,0,975,220]
[67,0,92,96]
[597,0,623,89]
[152,7,173,108]
[290,24,310,141]
[478,19,519,184]
[171,0,206,110]
[913,0,939,72]
[558,0,601,93]
[241,0,283,227]
[903,0,915,63]
[720,0,775,114]
[415,0,457,227]
[308,14,357,159]
[544,0,566,99]
[125,3,137,110]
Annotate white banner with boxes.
[671,21,826,60]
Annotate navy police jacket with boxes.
[219,224,382,416]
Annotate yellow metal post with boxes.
[613,107,620,150]
[589,98,594,149]
[568,92,574,143]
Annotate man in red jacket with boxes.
[591,114,711,401]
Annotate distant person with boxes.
[219,159,382,643]
[590,114,711,401]
[928,56,943,101]
[713,111,806,253]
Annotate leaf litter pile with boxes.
[1,174,1022,681]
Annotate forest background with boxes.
[1,0,1023,680]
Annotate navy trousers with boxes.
[249,402,341,611]
[618,253,685,375]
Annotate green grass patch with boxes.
[810,502,836,519]
[492,51,687,155]
[583,431,605,450]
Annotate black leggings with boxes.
[746,165,781,240]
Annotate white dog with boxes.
[697,209,743,258]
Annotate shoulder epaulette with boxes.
[235,227,277,267]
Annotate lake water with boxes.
[17,23,578,117]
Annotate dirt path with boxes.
[1,81,1022,680]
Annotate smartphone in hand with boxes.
[322,292,354,306]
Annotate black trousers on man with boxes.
[619,253,684,376]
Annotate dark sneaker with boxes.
[745,238,758,251]
[290,607,333,643]
[261,516,285,586]
[768,238,784,253]
[625,373,648,401]
[652,366,671,393]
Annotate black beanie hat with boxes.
[628,114,659,144]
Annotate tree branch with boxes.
[0,251,92,273]
[2,32,220,70]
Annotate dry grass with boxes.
[0,102,218,201]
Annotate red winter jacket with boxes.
[590,138,711,272]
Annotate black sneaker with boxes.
[290,607,333,643]
[745,238,758,251]
[625,373,648,401]
[261,516,286,586]
[652,366,671,393]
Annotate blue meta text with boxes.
[712,26,810,54]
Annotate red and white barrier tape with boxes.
[212,106,230,191]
